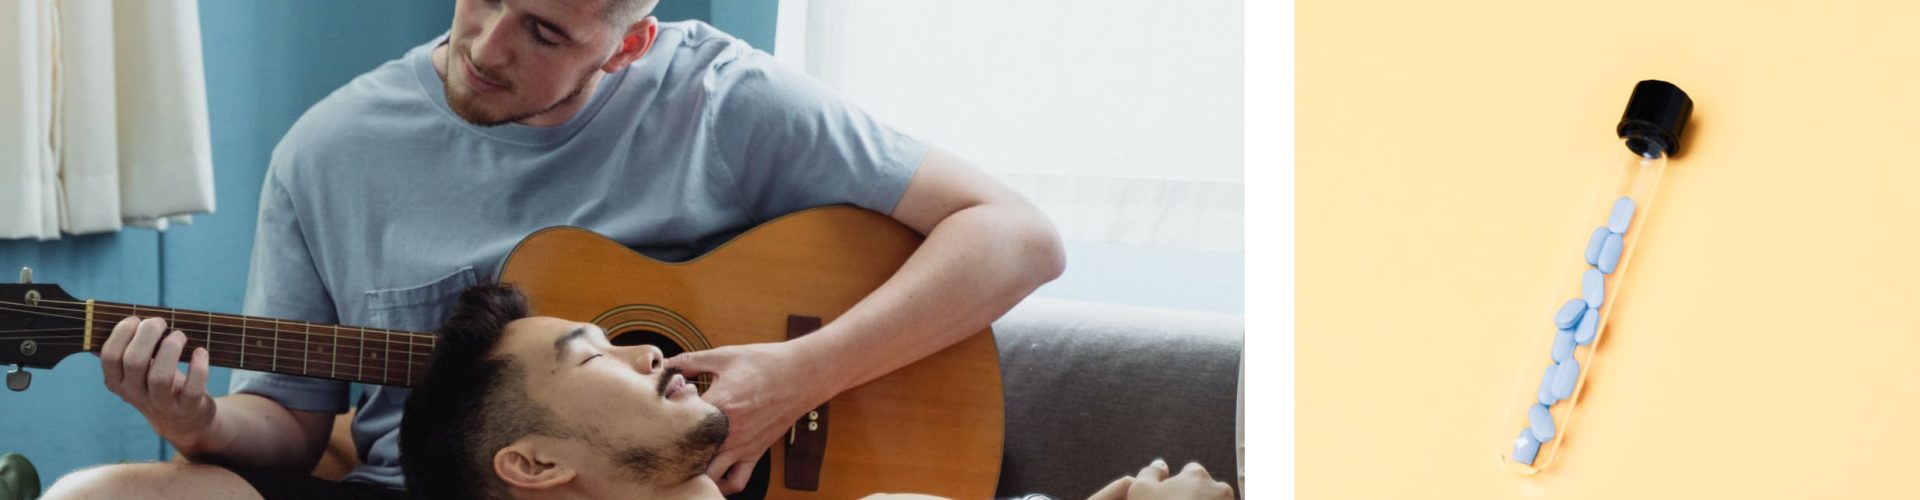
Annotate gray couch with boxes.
[990,298,1243,499]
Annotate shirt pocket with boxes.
[363,266,479,332]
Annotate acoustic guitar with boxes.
[0,206,1005,499]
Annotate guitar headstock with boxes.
[0,269,89,379]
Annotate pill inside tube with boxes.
[1552,327,1574,362]
[1551,358,1580,400]
[1608,197,1636,234]
[1512,428,1541,465]
[1554,298,1587,330]
[1582,269,1604,308]
[1597,232,1623,274]
[1528,403,1557,441]
[1584,227,1608,266]
[1574,306,1598,345]
[1537,364,1559,405]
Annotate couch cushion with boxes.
[990,298,1242,498]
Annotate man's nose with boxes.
[633,345,664,374]
[470,12,514,70]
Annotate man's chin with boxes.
[673,410,731,482]
[607,409,731,486]
[443,83,523,127]
[685,409,729,464]
[446,96,514,127]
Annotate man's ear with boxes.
[494,439,577,491]
[601,16,659,72]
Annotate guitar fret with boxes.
[377,329,389,385]
[302,321,311,376]
[184,310,202,358]
[331,325,339,380]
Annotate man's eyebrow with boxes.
[552,325,590,362]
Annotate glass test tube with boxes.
[1500,80,1694,474]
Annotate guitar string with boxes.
[0,310,435,361]
[0,299,436,345]
[0,329,425,367]
[0,327,96,334]
[0,302,87,321]
[0,300,435,349]
[0,326,431,358]
[0,336,428,374]
[19,298,435,340]
[0,305,433,372]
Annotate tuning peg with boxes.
[5,365,27,392]
[17,267,30,284]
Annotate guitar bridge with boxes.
[783,315,828,491]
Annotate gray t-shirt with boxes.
[229,21,926,489]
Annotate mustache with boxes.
[656,367,684,397]
[455,42,511,89]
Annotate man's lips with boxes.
[462,58,507,93]
[662,373,689,399]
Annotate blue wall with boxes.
[0,1,771,487]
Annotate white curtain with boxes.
[776,0,1243,253]
[0,0,215,240]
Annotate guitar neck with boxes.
[88,302,431,387]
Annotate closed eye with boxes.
[527,18,566,47]
[580,353,603,366]
[530,25,556,46]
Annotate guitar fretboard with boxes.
[90,302,433,387]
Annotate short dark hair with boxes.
[400,282,542,500]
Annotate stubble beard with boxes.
[443,44,600,127]
[607,409,732,486]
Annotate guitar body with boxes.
[497,206,1004,499]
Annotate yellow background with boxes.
[1298,1,1920,497]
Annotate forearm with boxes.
[803,201,1065,393]
[173,393,329,473]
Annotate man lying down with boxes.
[400,283,1235,500]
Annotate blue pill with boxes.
[1582,269,1605,308]
[1512,428,1541,465]
[1584,227,1609,266]
[1608,197,1636,234]
[1537,364,1559,405]
[1553,298,1586,329]
[1574,306,1598,345]
[1597,232,1623,274]
[1551,327,1574,362]
[1528,403,1557,441]
[1551,358,1580,400]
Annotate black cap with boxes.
[1616,80,1693,157]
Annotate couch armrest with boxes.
[990,298,1242,499]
